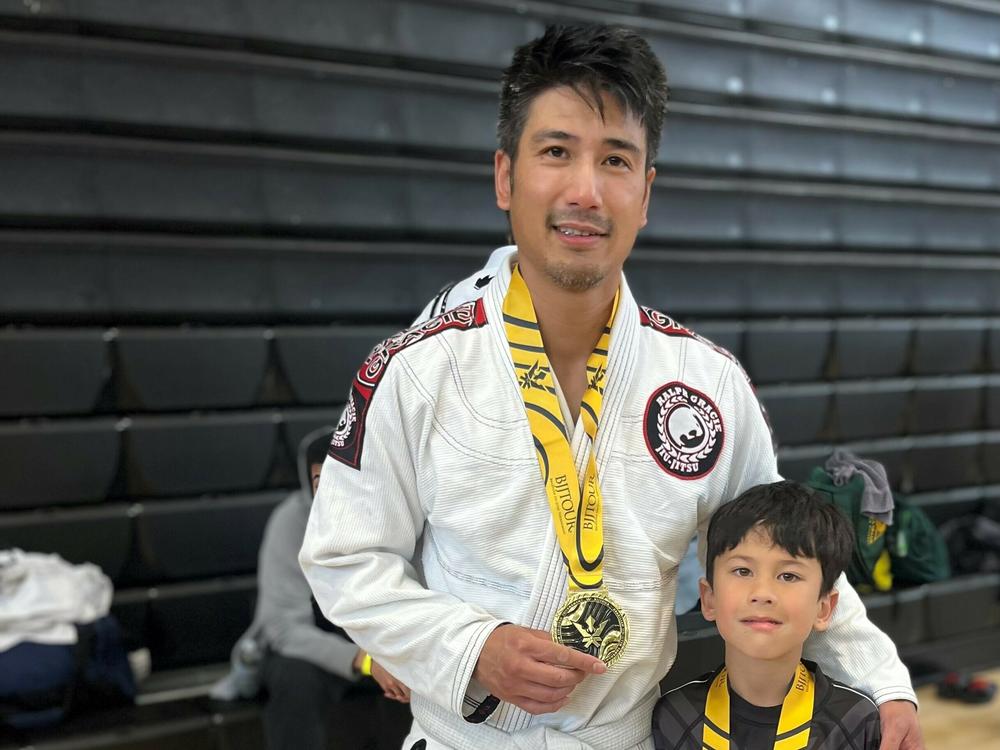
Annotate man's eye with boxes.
[606,155,629,168]
[546,146,566,158]
[733,567,752,577]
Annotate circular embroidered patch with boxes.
[644,382,725,479]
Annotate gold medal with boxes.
[551,588,630,668]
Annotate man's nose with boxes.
[565,162,602,210]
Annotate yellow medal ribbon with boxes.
[703,662,815,750]
[503,265,629,667]
[503,264,616,590]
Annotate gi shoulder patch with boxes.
[329,298,488,470]
[638,306,695,338]
[644,382,725,480]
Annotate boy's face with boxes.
[700,529,838,664]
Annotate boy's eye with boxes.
[779,572,800,582]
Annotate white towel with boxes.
[0,548,112,651]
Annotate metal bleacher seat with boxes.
[128,493,283,585]
[832,379,909,440]
[757,383,832,446]
[0,329,110,417]
[686,320,745,360]
[980,431,1000,485]
[281,407,343,462]
[910,376,984,434]
[776,444,833,483]
[912,318,987,375]
[987,376,1000,428]
[274,326,396,404]
[744,320,832,383]
[0,419,121,509]
[116,328,271,411]
[909,433,982,492]
[833,318,912,378]
[123,413,279,497]
[908,485,984,526]
[270,245,478,319]
[0,504,132,583]
[112,577,257,671]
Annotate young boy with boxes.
[653,480,882,750]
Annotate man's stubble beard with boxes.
[507,170,612,292]
[542,259,606,292]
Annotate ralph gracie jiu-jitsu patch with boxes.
[644,381,724,480]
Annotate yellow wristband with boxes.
[360,653,373,677]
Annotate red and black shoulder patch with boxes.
[329,299,488,470]
[638,306,695,339]
[639,305,741,367]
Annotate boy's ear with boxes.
[812,589,839,632]
[698,577,717,622]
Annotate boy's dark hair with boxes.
[706,480,855,596]
[497,24,669,170]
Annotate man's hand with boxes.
[473,624,606,715]
[879,700,924,750]
[371,660,411,703]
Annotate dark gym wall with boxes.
[1,0,999,675]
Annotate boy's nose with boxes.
[749,587,775,605]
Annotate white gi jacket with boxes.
[301,249,915,749]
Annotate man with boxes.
[302,25,923,749]
[214,426,410,749]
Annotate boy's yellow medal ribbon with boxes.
[503,265,629,667]
[702,661,815,750]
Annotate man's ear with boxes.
[638,166,655,229]
[812,589,839,632]
[495,149,512,211]
[699,577,717,622]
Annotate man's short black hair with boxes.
[498,24,669,170]
[705,480,854,596]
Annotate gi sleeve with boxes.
[803,573,916,706]
[696,362,781,565]
[299,359,504,716]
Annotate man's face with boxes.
[494,86,655,292]
[700,529,837,664]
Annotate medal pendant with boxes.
[551,588,629,668]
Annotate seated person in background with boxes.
[653,480,881,750]
[214,426,411,750]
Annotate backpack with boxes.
[0,615,136,729]
[806,467,950,592]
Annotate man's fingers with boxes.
[519,658,589,689]
[540,642,606,674]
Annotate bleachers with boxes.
[2,0,1000,746]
